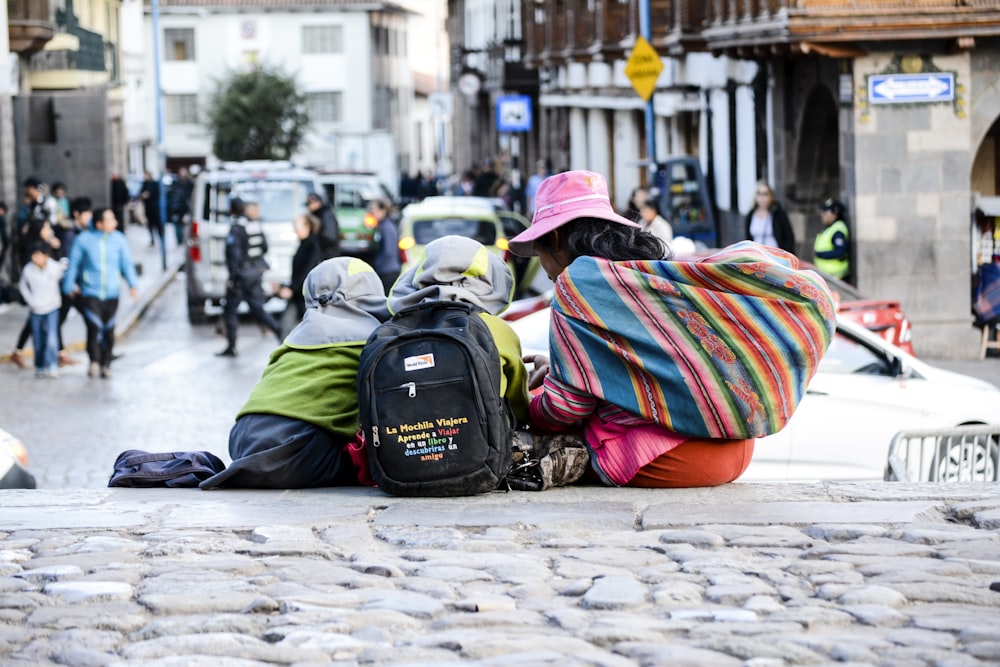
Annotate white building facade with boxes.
[139,0,421,192]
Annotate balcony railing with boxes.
[522,0,1000,65]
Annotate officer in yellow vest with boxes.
[814,198,850,281]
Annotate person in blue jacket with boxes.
[61,207,138,379]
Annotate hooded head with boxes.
[284,257,389,347]
[387,235,514,316]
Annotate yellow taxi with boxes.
[397,196,542,297]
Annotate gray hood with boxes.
[285,257,389,347]
[387,235,513,316]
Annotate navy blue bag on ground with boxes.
[108,450,226,488]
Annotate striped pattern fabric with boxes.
[548,242,836,439]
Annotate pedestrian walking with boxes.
[109,173,130,229]
[305,193,341,260]
[216,197,282,358]
[166,167,194,245]
[61,208,139,379]
[276,213,324,324]
[9,181,62,370]
[18,241,65,378]
[524,159,550,215]
[0,201,10,302]
[369,197,400,293]
[52,197,96,368]
[140,171,163,248]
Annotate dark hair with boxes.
[29,240,51,256]
[70,196,92,215]
[819,198,845,217]
[23,176,41,189]
[92,207,112,225]
[537,217,669,262]
[52,182,66,193]
[641,198,661,216]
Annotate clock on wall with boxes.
[241,20,256,39]
[458,72,481,97]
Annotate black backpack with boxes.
[357,301,513,496]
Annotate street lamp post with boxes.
[151,0,167,270]
[639,0,656,179]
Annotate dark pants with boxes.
[200,414,359,489]
[79,295,119,367]
[222,277,281,349]
[146,210,163,246]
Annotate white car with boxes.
[509,307,1000,482]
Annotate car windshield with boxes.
[229,180,311,222]
[818,331,890,375]
[325,181,382,208]
[413,218,497,246]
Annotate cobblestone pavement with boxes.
[1,483,999,666]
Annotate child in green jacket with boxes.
[201,257,388,489]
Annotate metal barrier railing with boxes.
[886,426,1000,482]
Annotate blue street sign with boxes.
[496,95,533,132]
[868,73,955,105]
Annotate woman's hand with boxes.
[523,354,550,391]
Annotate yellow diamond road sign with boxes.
[625,36,663,102]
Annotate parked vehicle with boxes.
[818,268,914,355]
[314,169,396,260]
[397,196,542,297]
[1,427,35,489]
[654,157,718,248]
[185,161,321,324]
[509,308,1000,482]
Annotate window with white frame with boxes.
[164,94,198,124]
[164,28,195,61]
[306,92,343,123]
[302,25,343,54]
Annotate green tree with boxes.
[207,66,310,161]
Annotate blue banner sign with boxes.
[869,73,955,105]
[496,95,533,132]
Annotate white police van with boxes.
[185,161,321,323]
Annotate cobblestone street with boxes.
[1,484,999,665]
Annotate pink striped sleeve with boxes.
[529,375,597,432]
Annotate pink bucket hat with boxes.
[508,170,640,257]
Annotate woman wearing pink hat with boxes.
[508,170,835,488]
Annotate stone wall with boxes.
[852,52,980,357]
[13,91,110,210]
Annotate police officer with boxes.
[217,196,282,357]
[814,198,850,282]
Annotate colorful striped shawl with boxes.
[549,242,836,439]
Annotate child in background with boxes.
[18,241,65,378]
[201,257,389,489]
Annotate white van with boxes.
[185,161,321,323]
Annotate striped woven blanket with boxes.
[549,242,836,439]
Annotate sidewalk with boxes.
[0,223,185,365]
[0,482,998,664]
